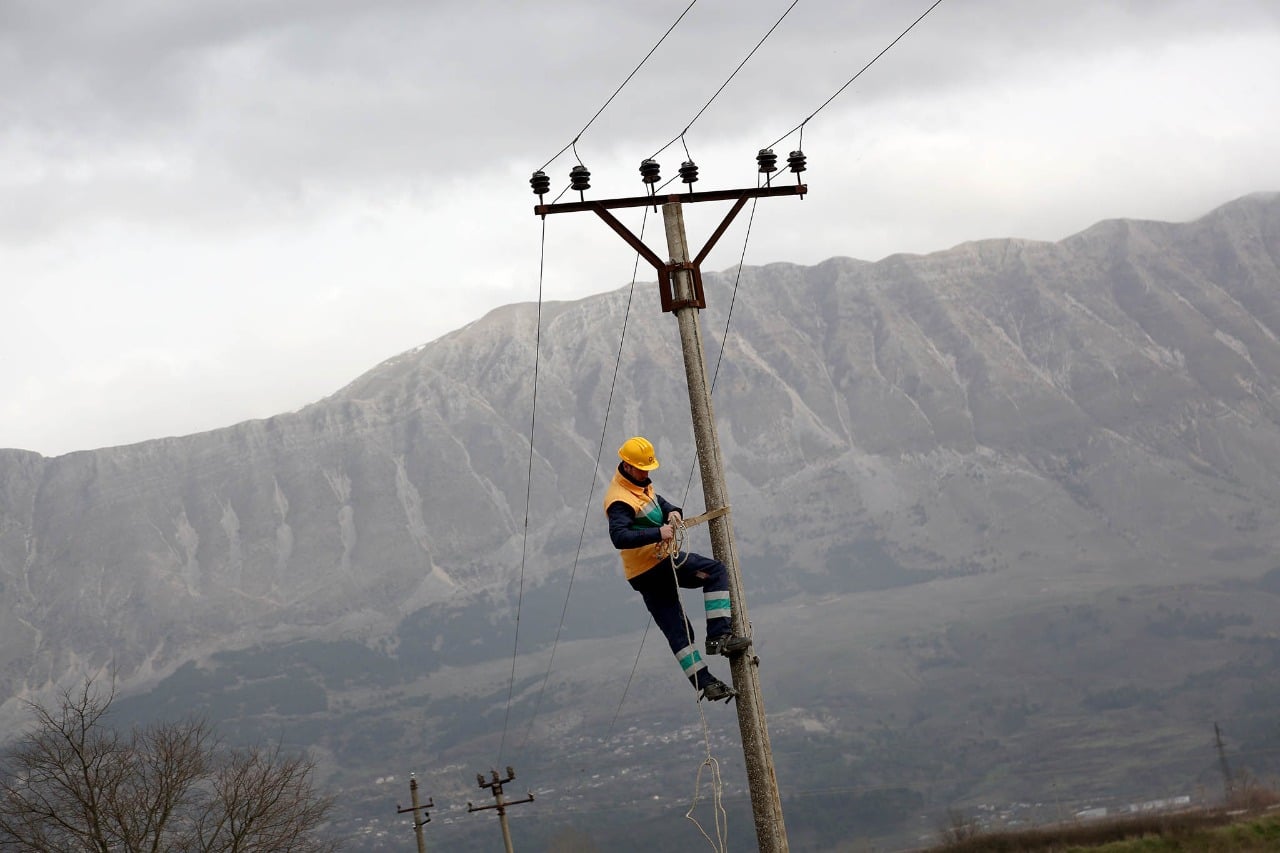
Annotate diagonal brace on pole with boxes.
[535,184,806,312]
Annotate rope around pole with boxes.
[685,702,730,852]
[654,506,730,567]
[669,567,730,853]
[665,503,733,851]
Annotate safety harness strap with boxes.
[679,505,730,528]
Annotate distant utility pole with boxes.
[395,773,434,853]
[468,766,535,853]
[1214,722,1235,802]
[531,149,807,853]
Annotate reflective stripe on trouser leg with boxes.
[705,590,731,637]
[676,644,706,680]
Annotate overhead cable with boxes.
[678,172,762,511]
[649,0,802,161]
[537,1,700,174]
[766,0,948,149]
[497,216,548,763]
[514,207,652,758]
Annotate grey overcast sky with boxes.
[3,0,1278,457]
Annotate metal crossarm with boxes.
[535,184,806,312]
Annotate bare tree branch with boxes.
[0,679,337,853]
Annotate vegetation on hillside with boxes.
[930,784,1280,852]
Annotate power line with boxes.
[766,0,948,149]
[515,206,653,758]
[501,204,654,765]
[553,618,657,806]
[498,215,548,763]
[650,0,802,162]
[682,190,762,507]
[537,1,700,174]
[538,1,802,209]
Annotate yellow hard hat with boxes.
[619,436,660,471]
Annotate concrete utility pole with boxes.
[395,773,434,853]
[467,766,535,853]
[531,151,806,853]
[1214,722,1235,802]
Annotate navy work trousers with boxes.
[628,551,733,670]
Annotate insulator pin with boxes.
[679,160,699,185]
[787,150,807,174]
[639,158,661,185]
[756,148,778,173]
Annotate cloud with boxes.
[1,0,1279,454]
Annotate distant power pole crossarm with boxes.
[468,766,535,853]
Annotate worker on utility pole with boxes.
[604,435,751,703]
[537,150,800,850]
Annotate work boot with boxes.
[705,633,752,657]
[699,678,736,703]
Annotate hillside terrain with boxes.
[3,192,1280,850]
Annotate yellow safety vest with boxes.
[602,470,666,579]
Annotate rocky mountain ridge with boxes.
[3,193,1279,713]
